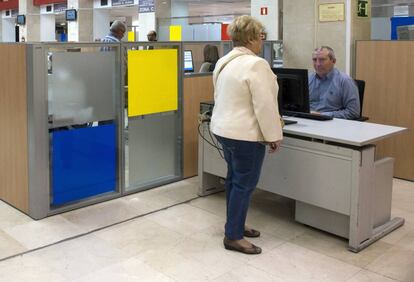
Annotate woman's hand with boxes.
[268,140,282,153]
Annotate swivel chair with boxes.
[354,79,369,121]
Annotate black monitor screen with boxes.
[65,9,77,21]
[16,15,26,25]
[184,50,194,73]
[272,68,310,114]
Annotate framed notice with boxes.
[319,3,345,22]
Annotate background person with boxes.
[309,46,360,119]
[210,15,283,255]
[199,44,219,72]
[147,30,157,42]
[102,20,126,43]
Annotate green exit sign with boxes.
[358,0,370,17]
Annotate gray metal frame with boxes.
[121,42,183,195]
[26,43,124,219]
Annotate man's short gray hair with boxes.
[314,46,336,60]
[110,20,126,33]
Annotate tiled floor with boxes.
[0,177,413,281]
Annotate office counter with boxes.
[198,117,406,252]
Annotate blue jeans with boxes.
[215,135,266,240]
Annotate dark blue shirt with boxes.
[309,68,360,119]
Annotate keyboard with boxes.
[284,111,333,121]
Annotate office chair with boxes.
[354,79,369,121]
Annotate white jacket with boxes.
[210,47,283,142]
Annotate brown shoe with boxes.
[243,228,260,238]
[223,237,262,255]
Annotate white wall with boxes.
[40,14,56,41]
[251,0,278,40]
[138,12,155,41]
[2,18,16,42]
[93,9,110,40]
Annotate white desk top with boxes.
[282,117,407,146]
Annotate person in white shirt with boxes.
[210,15,283,255]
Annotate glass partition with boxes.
[182,41,232,74]
[46,43,122,208]
[122,42,182,192]
[48,50,117,127]
[261,40,283,68]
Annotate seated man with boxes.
[309,46,360,119]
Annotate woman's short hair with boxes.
[227,15,265,47]
[203,44,219,63]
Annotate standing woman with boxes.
[210,15,283,255]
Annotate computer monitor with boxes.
[272,68,310,114]
[65,9,77,21]
[183,50,194,73]
[16,15,26,25]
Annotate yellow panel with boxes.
[128,31,135,42]
[169,25,182,41]
[128,49,178,117]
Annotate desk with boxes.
[198,117,407,252]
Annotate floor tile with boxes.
[0,200,32,229]
[392,179,414,214]
[0,254,66,281]
[146,204,224,236]
[72,257,174,282]
[346,270,398,282]
[61,198,141,231]
[366,246,414,282]
[94,217,184,258]
[189,192,226,218]
[2,215,84,249]
[290,228,393,267]
[394,229,414,251]
[0,229,27,260]
[26,234,129,280]
[213,265,285,282]
[249,242,361,281]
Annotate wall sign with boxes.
[319,3,345,22]
[139,0,154,13]
[53,2,67,13]
[394,5,409,17]
[112,0,134,7]
[357,0,370,18]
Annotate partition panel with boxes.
[48,51,117,127]
[127,113,179,190]
[46,44,121,210]
[51,124,117,206]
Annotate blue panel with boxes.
[51,124,117,206]
[391,16,414,40]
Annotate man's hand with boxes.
[310,111,321,115]
[268,140,282,153]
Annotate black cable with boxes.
[207,123,224,159]
[197,122,224,160]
